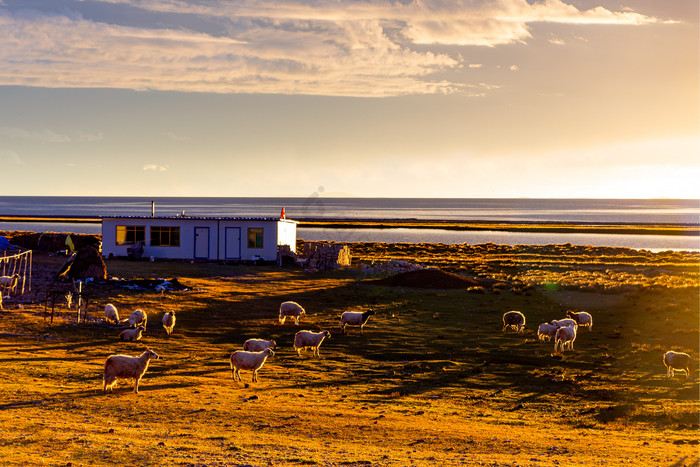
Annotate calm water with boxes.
[1,197,698,252]
[1,196,698,224]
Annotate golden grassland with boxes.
[0,243,699,466]
[2,215,699,236]
[299,220,700,236]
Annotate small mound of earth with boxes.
[370,268,497,289]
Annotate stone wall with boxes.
[297,241,351,271]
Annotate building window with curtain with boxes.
[248,228,263,248]
[151,226,180,247]
[116,225,145,245]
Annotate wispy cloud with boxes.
[0,126,71,142]
[0,1,660,97]
[78,132,105,142]
[143,164,168,172]
[0,149,22,165]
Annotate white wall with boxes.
[102,217,296,261]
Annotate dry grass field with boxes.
[0,242,698,466]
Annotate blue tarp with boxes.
[0,236,12,251]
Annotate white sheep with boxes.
[243,338,276,352]
[102,348,159,394]
[537,323,558,342]
[551,318,577,328]
[502,311,526,333]
[104,303,120,324]
[566,310,593,331]
[0,274,20,293]
[554,324,578,353]
[230,348,274,383]
[663,351,692,380]
[162,311,176,335]
[340,309,376,335]
[120,325,145,342]
[128,309,147,328]
[279,301,306,325]
[294,330,331,357]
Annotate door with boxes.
[225,227,241,260]
[194,227,210,259]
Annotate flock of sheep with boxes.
[100,293,692,395]
[502,309,692,381]
[101,300,377,394]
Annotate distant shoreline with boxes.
[0,214,698,236]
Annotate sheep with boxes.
[104,303,120,324]
[663,351,692,380]
[162,311,176,335]
[279,301,306,325]
[230,348,274,383]
[128,309,147,328]
[243,338,276,352]
[554,324,578,353]
[537,323,558,342]
[340,309,375,335]
[0,274,20,293]
[102,348,159,394]
[294,330,331,358]
[566,310,593,331]
[120,325,145,342]
[551,318,577,328]
[502,311,525,333]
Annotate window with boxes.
[151,226,180,247]
[116,225,145,245]
[248,228,263,249]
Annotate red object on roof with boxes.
[281,206,286,219]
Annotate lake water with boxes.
[1,197,698,252]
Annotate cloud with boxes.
[0,149,21,164]
[143,164,168,171]
[0,126,71,142]
[78,132,105,142]
[0,1,660,97]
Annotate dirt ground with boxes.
[0,243,698,466]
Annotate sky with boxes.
[0,0,698,199]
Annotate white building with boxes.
[101,215,297,261]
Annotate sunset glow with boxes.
[0,0,697,198]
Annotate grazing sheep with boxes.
[566,310,593,331]
[551,318,577,328]
[340,309,376,335]
[664,351,692,380]
[537,323,558,342]
[128,309,147,328]
[230,348,274,383]
[502,311,526,333]
[162,311,176,335]
[0,274,20,293]
[102,348,159,394]
[104,303,120,324]
[279,301,306,325]
[554,324,578,353]
[243,338,276,352]
[120,325,145,342]
[294,330,331,357]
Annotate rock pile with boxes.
[360,259,424,277]
[298,241,352,271]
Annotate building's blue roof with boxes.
[102,215,297,223]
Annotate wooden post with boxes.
[77,281,82,323]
